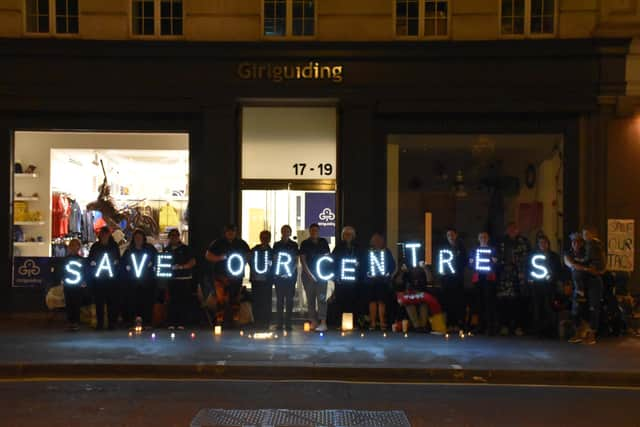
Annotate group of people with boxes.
[57,220,607,345]
[58,226,196,331]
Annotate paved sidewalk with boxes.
[1,322,640,386]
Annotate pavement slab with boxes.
[1,326,640,385]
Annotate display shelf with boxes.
[13,242,45,247]
[14,197,39,201]
[14,173,39,179]
[14,221,46,226]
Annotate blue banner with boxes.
[305,193,336,238]
[13,257,53,288]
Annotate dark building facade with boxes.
[0,37,631,311]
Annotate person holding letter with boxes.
[469,231,498,335]
[437,228,467,333]
[58,238,87,331]
[250,230,274,329]
[272,225,299,331]
[164,228,196,330]
[365,233,396,331]
[300,223,331,332]
[88,226,120,330]
[527,235,562,338]
[206,224,250,327]
[122,228,157,329]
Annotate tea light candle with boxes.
[214,325,222,336]
[303,322,311,332]
[341,313,354,331]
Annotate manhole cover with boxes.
[190,409,410,427]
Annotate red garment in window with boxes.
[52,193,70,238]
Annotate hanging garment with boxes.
[82,211,97,243]
[158,204,180,231]
[68,199,83,234]
[52,193,70,238]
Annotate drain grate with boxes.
[190,409,410,427]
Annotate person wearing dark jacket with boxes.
[438,228,467,332]
[527,235,563,338]
[250,230,274,329]
[122,228,157,328]
[57,238,87,331]
[205,224,250,327]
[332,226,361,327]
[580,226,606,345]
[272,225,298,331]
[496,222,531,336]
[364,233,396,331]
[88,226,121,330]
[165,228,197,329]
[469,231,499,335]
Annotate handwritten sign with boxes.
[607,219,634,271]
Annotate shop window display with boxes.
[387,134,564,259]
[12,132,189,284]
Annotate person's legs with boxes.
[378,302,387,329]
[251,281,271,328]
[64,286,81,325]
[106,283,119,329]
[224,281,242,326]
[93,285,105,330]
[274,280,286,328]
[587,275,603,334]
[418,304,429,328]
[283,280,295,329]
[316,280,328,322]
[142,285,155,326]
[405,305,418,328]
[301,273,318,324]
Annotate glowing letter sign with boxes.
[475,249,492,272]
[227,253,245,277]
[64,260,83,285]
[340,258,357,282]
[368,250,386,277]
[94,254,114,279]
[253,251,270,275]
[438,249,455,275]
[405,243,422,268]
[156,254,173,278]
[315,255,335,281]
[275,252,293,278]
[130,253,149,279]
[530,254,550,280]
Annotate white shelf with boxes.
[14,197,39,201]
[14,221,45,226]
[13,242,45,247]
[14,173,39,179]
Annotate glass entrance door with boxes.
[241,187,336,314]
